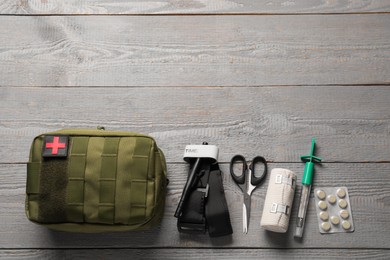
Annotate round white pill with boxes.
[318,201,327,210]
[319,211,329,221]
[321,222,331,231]
[316,190,326,200]
[338,199,348,209]
[327,194,337,204]
[340,210,349,219]
[337,188,346,198]
[330,216,340,225]
[342,220,351,230]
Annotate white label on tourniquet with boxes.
[183,145,219,162]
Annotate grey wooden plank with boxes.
[0,15,389,86]
[1,249,389,259]
[1,0,389,14]
[1,163,389,248]
[1,86,390,163]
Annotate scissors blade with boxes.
[243,193,251,234]
[242,203,248,234]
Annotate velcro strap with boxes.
[205,167,233,237]
[270,203,289,215]
[275,174,295,186]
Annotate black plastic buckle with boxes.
[177,220,207,234]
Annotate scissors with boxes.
[230,155,267,233]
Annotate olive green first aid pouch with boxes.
[26,129,168,233]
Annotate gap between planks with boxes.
[2,83,390,89]
[1,12,390,16]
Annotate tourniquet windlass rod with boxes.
[294,138,322,238]
[174,156,201,218]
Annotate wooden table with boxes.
[1,1,389,259]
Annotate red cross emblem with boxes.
[42,135,69,157]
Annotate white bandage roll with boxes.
[260,168,296,233]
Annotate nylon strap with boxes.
[128,137,150,224]
[27,162,40,194]
[27,136,44,221]
[115,137,136,224]
[177,162,233,237]
[84,137,105,223]
[66,136,89,222]
[99,137,120,224]
[205,166,233,237]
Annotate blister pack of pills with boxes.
[314,187,354,234]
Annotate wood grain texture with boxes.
[1,0,389,257]
[1,86,390,163]
[1,163,389,248]
[1,0,390,15]
[0,15,389,87]
[1,249,389,259]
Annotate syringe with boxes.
[294,138,322,238]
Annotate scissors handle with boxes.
[249,156,267,186]
[230,154,248,185]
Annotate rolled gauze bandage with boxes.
[260,168,296,233]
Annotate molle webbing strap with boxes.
[84,137,105,223]
[66,136,89,222]
[114,137,135,223]
[177,163,233,237]
[65,136,151,225]
[98,137,120,224]
[114,137,149,224]
[26,136,44,221]
[128,137,150,224]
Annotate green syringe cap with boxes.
[301,138,322,185]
